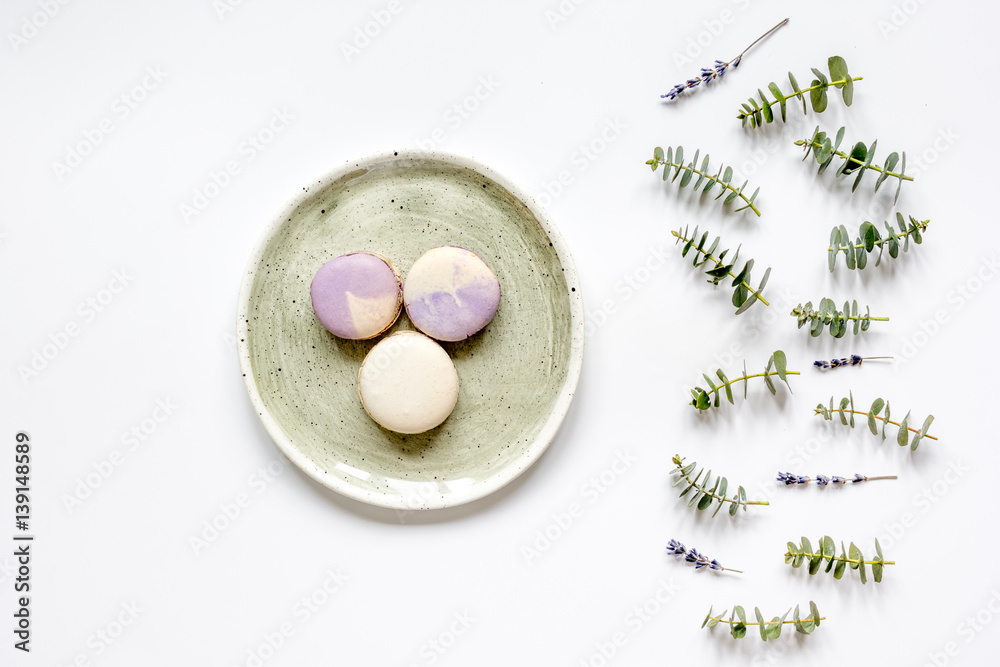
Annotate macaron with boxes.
[310,252,402,340]
[357,331,460,434]
[403,246,501,342]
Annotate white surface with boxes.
[1,1,997,665]
[358,332,459,435]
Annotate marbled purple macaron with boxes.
[310,252,402,340]
[403,246,501,342]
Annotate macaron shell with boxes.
[310,252,402,340]
[403,246,501,342]
[357,332,460,434]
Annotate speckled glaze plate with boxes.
[237,151,584,510]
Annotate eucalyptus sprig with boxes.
[648,147,761,216]
[737,55,861,128]
[671,225,771,314]
[671,455,769,516]
[829,214,929,271]
[791,298,888,337]
[785,536,893,584]
[702,602,823,640]
[815,392,937,450]
[690,350,797,410]
[795,126,912,203]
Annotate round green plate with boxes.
[237,151,584,510]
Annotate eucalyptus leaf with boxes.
[795,126,912,202]
[672,225,769,314]
[793,299,886,337]
[738,57,858,126]
[649,149,761,216]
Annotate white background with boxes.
[2,0,998,665]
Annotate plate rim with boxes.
[236,149,585,510]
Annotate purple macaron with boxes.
[310,252,403,340]
[403,246,501,342]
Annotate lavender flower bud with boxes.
[666,539,686,555]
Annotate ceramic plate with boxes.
[236,151,584,510]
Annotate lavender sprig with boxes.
[813,355,892,370]
[667,539,742,573]
[661,19,788,101]
[777,472,897,486]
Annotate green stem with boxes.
[796,137,913,182]
[790,77,863,100]
[674,468,770,506]
[830,221,929,253]
[709,615,826,627]
[786,551,895,566]
[801,312,888,324]
[738,76,864,119]
[816,409,939,440]
[670,230,770,304]
[653,158,761,216]
[704,370,800,401]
